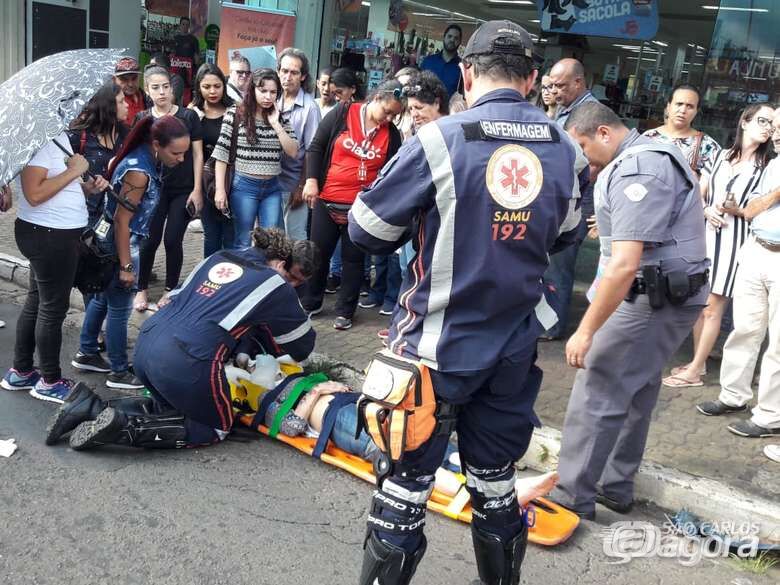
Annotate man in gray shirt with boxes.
[277,48,321,239]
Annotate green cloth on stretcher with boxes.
[268,373,328,438]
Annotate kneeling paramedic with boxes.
[45,228,319,451]
[549,102,709,519]
[348,20,587,585]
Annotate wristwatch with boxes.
[120,262,135,273]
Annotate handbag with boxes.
[73,218,118,294]
[203,111,240,205]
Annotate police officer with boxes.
[550,102,710,519]
[45,228,319,451]
[348,20,585,585]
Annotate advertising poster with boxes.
[217,4,296,75]
[538,0,658,41]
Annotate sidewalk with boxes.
[0,208,778,541]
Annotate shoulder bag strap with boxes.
[228,110,240,165]
[79,130,88,155]
[690,131,704,175]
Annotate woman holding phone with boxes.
[212,68,298,249]
[132,66,204,311]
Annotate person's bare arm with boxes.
[21,155,89,206]
[566,240,644,369]
[113,171,149,288]
[721,187,780,221]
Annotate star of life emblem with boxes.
[207,262,244,284]
[486,144,544,210]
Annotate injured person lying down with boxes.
[255,372,558,507]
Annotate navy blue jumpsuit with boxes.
[348,88,587,551]
[133,247,315,444]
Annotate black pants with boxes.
[138,189,190,291]
[14,219,81,383]
[302,199,365,318]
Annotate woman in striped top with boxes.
[212,68,297,249]
[663,104,775,388]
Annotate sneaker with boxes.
[333,316,353,330]
[764,444,780,463]
[1,367,41,391]
[727,420,780,438]
[71,352,111,373]
[30,378,74,404]
[358,299,379,309]
[360,279,371,297]
[379,307,394,316]
[188,219,204,233]
[0,320,5,328]
[106,370,145,390]
[696,400,748,416]
[377,329,390,340]
[306,304,323,317]
[325,275,341,294]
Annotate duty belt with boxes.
[756,237,780,252]
[631,271,709,295]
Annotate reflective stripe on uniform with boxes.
[274,318,312,344]
[416,123,457,369]
[218,274,286,331]
[465,471,516,499]
[167,257,209,298]
[351,195,408,242]
[383,479,434,505]
[534,292,558,331]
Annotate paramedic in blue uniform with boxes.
[45,228,319,451]
[348,20,586,585]
[549,102,710,519]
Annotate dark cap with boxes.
[114,57,140,76]
[463,20,537,60]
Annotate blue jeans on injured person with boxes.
[331,402,377,459]
[79,237,141,373]
[230,173,282,249]
[543,238,582,338]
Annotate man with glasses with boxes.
[277,48,321,239]
[227,55,252,103]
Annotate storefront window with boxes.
[323,0,778,146]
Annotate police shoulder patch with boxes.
[207,262,244,284]
[486,144,544,210]
[623,183,648,202]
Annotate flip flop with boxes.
[764,445,780,463]
[670,364,706,377]
[662,374,704,388]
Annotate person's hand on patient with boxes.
[313,381,350,395]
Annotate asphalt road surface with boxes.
[0,303,776,585]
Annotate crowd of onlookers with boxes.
[0,18,777,462]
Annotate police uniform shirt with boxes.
[349,88,583,373]
[157,247,316,363]
[595,130,709,276]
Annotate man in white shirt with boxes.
[226,55,251,103]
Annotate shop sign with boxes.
[707,57,780,82]
[538,0,659,41]
[217,5,296,74]
[603,63,619,83]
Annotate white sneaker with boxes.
[0,320,5,328]
[765,445,780,463]
[188,219,204,233]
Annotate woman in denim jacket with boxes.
[72,116,191,389]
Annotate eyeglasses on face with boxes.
[540,85,553,92]
[232,70,251,77]
[755,116,774,130]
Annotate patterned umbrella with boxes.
[0,48,127,187]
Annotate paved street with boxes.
[0,300,777,584]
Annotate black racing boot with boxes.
[471,524,528,585]
[69,407,187,451]
[358,532,426,585]
[45,383,154,445]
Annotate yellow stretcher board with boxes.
[231,377,580,546]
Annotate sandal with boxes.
[670,364,706,377]
[662,373,704,388]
